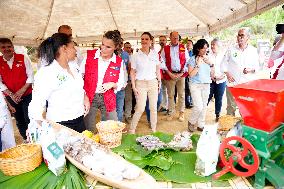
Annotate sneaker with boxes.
[188,121,194,132]
[178,112,185,122]
[159,107,168,112]
[185,102,194,109]
[122,127,128,134]
[163,110,170,115]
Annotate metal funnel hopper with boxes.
[229,79,284,132]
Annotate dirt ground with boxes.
[13,93,236,145]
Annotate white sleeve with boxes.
[269,51,284,61]
[123,62,128,87]
[160,49,168,71]
[24,55,34,84]
[0,75,8,92]
[0,94,8,129]
[130,54,136,69]
[220,49,230,73]
[79,57,87,78]
[28,69,53,121]
[115,61,126,92]
[252,48,260,72]
[155,52,160,66]
[76,48,84,66]
[183,49,190,72]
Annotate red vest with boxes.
[84,50,122,112]
[0,53,32,96]
[163,44,188,80]
[272,58,284,79]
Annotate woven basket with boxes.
[96,120,125,148]
[218,115,242,131]
[0,144,42,176]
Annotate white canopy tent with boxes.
[0,0,283,46]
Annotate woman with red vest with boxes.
[129,32,161,134]
[28,33,89,132]
[0,38,33,140]
[80,30,125,132]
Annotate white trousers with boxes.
[0,109,16,151]
[188,83,210,128]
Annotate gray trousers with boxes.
[84,93,118,132]
[226,87,237,116]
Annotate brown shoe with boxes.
[166,114,174,121]
[188,121,194,132]
[122,127,128,134]
[178,112,185,122]
[125,117,132,124]
[197,127,204,132]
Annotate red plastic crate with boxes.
[229,79,284,132]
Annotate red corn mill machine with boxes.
[213,79,284,189]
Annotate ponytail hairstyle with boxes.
[38,33,72,66]
[103,30,122,55]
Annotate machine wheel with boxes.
[213,136,260,179]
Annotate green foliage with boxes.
[112,133,234,183]
[0,161,87,189]
[211,5,284,46]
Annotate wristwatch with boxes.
[7,91,13,97]
[210,64,214,68]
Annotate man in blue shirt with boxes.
[122,42,133,123]
[115,40,130,122]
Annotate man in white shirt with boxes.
[208,38,226,121]
[38,25,83,68]
[221,27,259,116]
[161,31,190,121]
[158,35,168,112]
[0,38,34,140]
[58,25,84,66]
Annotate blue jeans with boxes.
[116,89,125,122]
[208,81,226,116]
[145,89,162,122]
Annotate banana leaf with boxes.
[112,133,234,183]
[0,161,87,189]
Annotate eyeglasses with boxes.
[237,34,246,38]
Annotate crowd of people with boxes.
[0,24,283,151]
